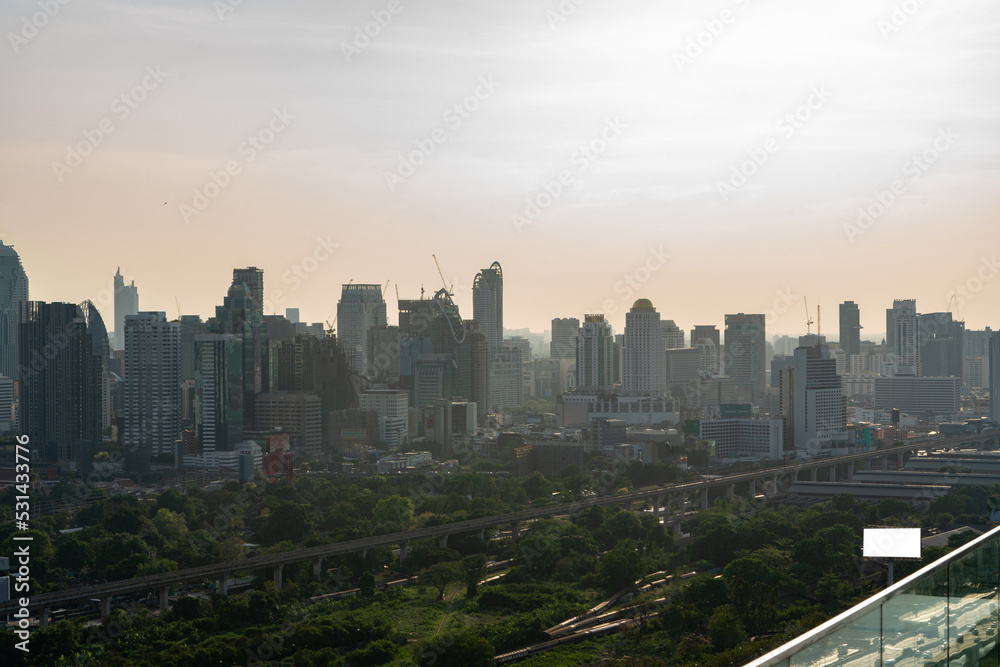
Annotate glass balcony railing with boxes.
[746,524,1000,667]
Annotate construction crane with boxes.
[817,305,821,336]
[394,283,400,303]
[432,254,453,295]
[174,297,181,320]
[948,293,962,321]
[382,279,389,296]
[804,297,814,334]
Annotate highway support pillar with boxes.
[727,484,734,496]
[439,535,449,548]
[274,564,284,592]
[40,607,49,628]
[478,528,485,541]
[653,497,660,517]
[218,577,228,596]
[399,541,409,565]
[159,586,169,612]
[513,521,522,540]
[100,597,111,620]
[312,558,324,580]
[810,468,818,482]
[701,488,709,510]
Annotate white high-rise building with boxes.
[337,283,387,376]
[661,320,685,349]
[622,299,666,394]
[489,344,523,410]
[724,313,766,397]
[786,343,845,457]
[124,312,181,457]
[886,299,918,377]
[113,267,139,351]
[577,314,614,391]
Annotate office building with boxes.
[991,332,1000,422]
[214,281,270,427]
[472,262,503,350]
[784,343,846,457]
[506,336,532,362]
[886,299,918,376]
[337,283,387,375]
[0,241,28,382]
[123,312,181,458]
[179,315,207,382]
[272,334,356,412]
[577,314,614,391]
[699,418,784,460]
[359,389,408,449]
[113,267,138,351]
[489,344,523,410]
[19,301,108,463]
[918,311,964,380]
[194,334,244,455]
[724,313,766,398]
[622,299,666,394]
[255,391,323,459]
[232,266,264,319]
[367,325,401,383]
[690,325,720,351]
[661,320,685,349]
[839,300,861,359]
[872,375,961,415]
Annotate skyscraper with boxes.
[0,241,29,381]
[550,317,580,360]
[918,312,964,379]
[839,301,861,359]
[232,266,264,319]
[337,283,387,375]
[724,313,766,398]
[622,299,666,394]
[124,312,181,458]
[985,332,1000,422]
[19,301,107,462]
[577,314,614,391]
[886,299,918,376]
[113,267,138,351]
[784,342,845,456]
[214,282,270,427]
[473,262,504,350]
[194,333,244,455]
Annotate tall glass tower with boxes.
[0,241,29,381]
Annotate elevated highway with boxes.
[4,430,995,624]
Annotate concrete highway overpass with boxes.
[4,430,996,625]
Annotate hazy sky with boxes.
[3,0,999,338]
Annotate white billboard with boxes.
[863,527,922,559]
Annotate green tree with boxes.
[373,495,415,527]
[153,508,189,543]
[722,557,778,633]
[462,553,488,597]
[422,561,462,599]
[708,604,747,650]
[359,571,376,596]
[599,542,645,589]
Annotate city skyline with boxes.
[2,1,999,335]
